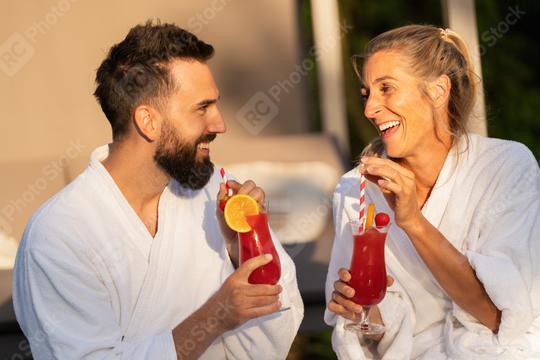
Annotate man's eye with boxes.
[198,106,208,114]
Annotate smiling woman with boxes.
[352,25,476,163]
[325,24,540,360]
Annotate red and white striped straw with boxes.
[220,167,233,196]
[359,173,366,229]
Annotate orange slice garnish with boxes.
[223,194,260,232]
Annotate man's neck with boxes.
[102,139,169,214]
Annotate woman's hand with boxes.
[360,156,422,232]
[328,268,394,341]
[328,268,364,321]
[327,268,394,320]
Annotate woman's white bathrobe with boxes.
[325,134,540,359]
[13,145,303,359]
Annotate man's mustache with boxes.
[196,134,217,144]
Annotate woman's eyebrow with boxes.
[373,75,397,84]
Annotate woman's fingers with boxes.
[338,268,351,282]
[334,280,355,298]
[377,178,402,194]
[365,165,403,185]
[332,291,363,313]
[327,300,360,321]
[361,156,414,179]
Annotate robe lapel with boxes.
[421,147,459,229]
[123,188,173,340]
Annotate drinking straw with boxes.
[220,167,233,196]
[365,203,375,230]
[359,174,366,230]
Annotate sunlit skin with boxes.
[328,50,501,337]
[102,60,226,236]
[101,59,280,359]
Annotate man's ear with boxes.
[428,74,451,108]
[133,105,159,142]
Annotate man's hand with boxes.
[217,179,266,209]
[172,254,282,359]
[216,179,267,267]
[210,254,282,331]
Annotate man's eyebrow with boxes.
[195,95,220,108]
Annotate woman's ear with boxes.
[428,74,451,108]
[133,105,159,142]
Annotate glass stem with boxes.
[360,306,371,331]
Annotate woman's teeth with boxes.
[378,121,400,132]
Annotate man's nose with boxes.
[207,110,226,133]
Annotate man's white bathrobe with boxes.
[325,134,540,359]
[13,145,303,359]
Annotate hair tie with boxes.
[439,28,451,41]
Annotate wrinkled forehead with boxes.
[361,50,414,86]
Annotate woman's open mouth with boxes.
[378,120,401,140]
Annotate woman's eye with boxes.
[381,84,393,94]
[360,89,369,101]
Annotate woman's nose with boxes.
[364,94,383,120]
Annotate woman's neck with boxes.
[397,138,453,207]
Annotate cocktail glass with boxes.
[345,219,389,335]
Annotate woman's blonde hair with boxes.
[355,24,478,157]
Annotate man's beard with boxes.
[154,121,215,190]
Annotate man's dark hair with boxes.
[94,20,214,139]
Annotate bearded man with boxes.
[13,21,303,360]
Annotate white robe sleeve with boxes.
[220,227,304,359]
[449,144,540,353]
[13,229,177,360]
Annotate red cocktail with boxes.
[350,228,387,305]
[238,213,281,285]
[346,219,389,335]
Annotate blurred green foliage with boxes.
[288,330,336,360]
[476,0,540,159]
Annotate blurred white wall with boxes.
[0,0,310,163]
